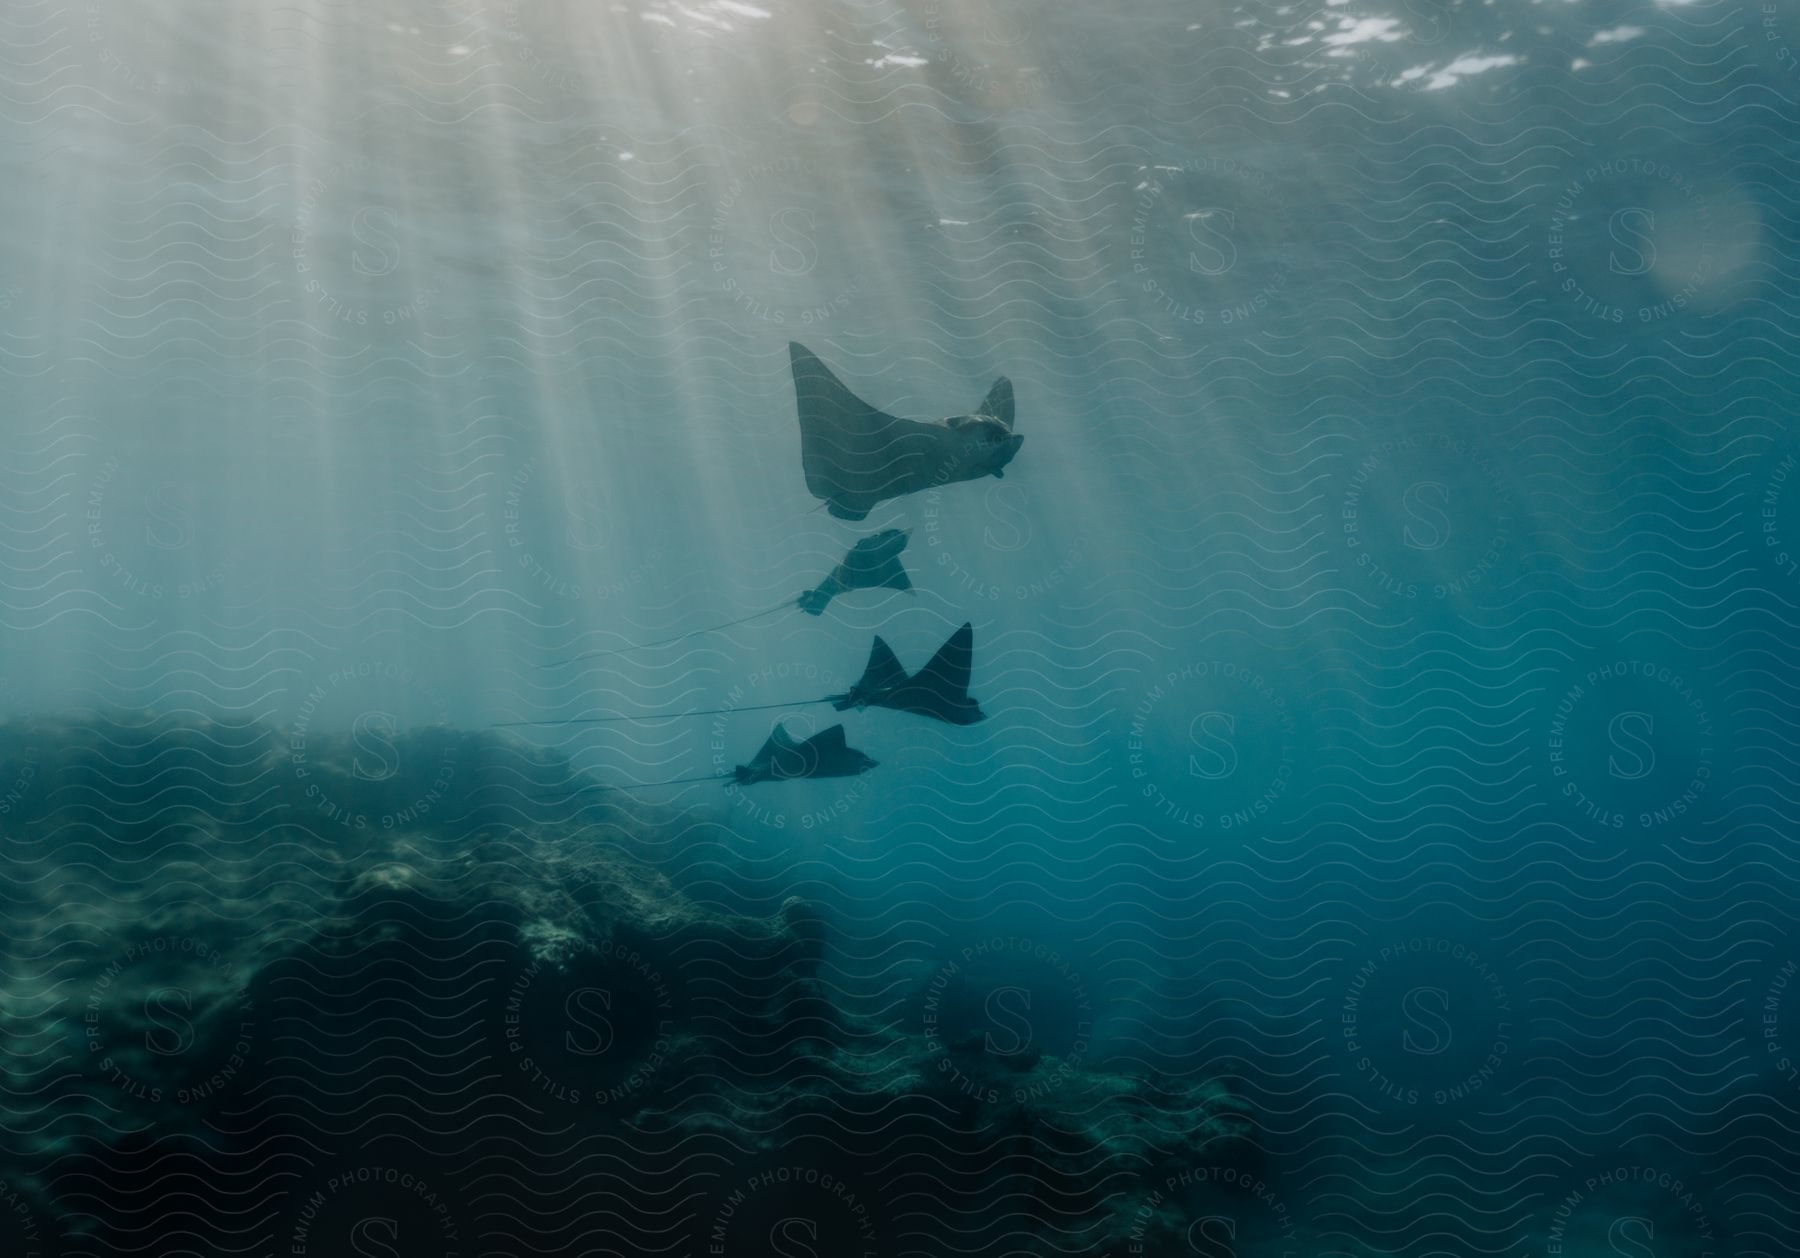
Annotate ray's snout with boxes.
[986,431,1023,476]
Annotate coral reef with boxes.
[0,714,1264,1255]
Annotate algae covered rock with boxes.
[0,714,1262,1256]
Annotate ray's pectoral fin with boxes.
[869,557,912,593]
[977,376,1015,430]
[804,724,879,778]
[903,622,984,723]
[917,623,974,699]
[735,722,803,784]
[832,636,908,711]
[860,637,909,696]
[791,340,912,519]
[801,724,846,776]
[737,722,877,783]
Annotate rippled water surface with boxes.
[2,0,1798,1255]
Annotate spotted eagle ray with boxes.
[791,342,1022,521]
[545,530,915,667]
[504,623,988,730]
[829,621,984,725]
[575,722,878,794]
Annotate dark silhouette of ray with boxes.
[791,342,1022,521]
[829,622,985,725]
[544,531,914,667]
[732,723,878,784]
[575,722,877,794]
[797,528,913,615]
[503,624,988,730]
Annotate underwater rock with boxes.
[0,714,1258,1255]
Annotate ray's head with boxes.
[948,415,1023,478]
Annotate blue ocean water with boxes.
[1,0,1797,1254]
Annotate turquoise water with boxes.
[2,0,1798,1254]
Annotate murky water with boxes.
[1,0,1796,1254]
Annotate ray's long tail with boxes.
[577,772,732,794]
[541,603,794,669]
[493,698,827,729]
